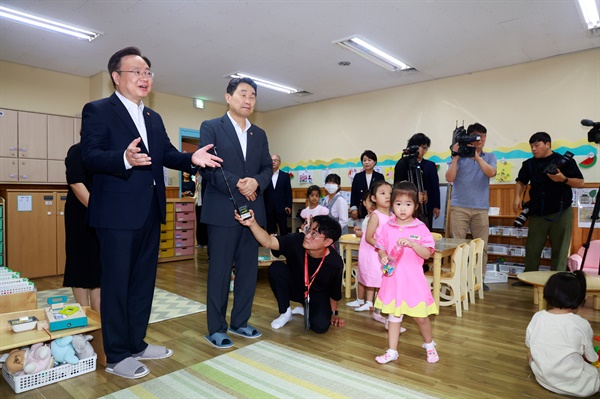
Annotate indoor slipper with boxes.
[133,344,174,360]
[204,332,234,349]
[105,357,150,379]
[228,325,262,339]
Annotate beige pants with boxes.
[448,205,490,275]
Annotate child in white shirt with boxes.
[526,270,599,397]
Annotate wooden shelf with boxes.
[0,307,101,352]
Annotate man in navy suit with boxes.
[81,47,221,378]
[199,77,273,349]
[264,154,293,235]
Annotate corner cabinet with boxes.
[158,198,196,262]
[0,109,81,183]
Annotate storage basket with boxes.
[484,271,508,283]
[2,354,96,393]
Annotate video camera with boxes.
[401,144,420,159]
[544,151,574,175]
[451,125,480,158]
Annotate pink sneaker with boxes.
[375,350,398,364]
[425,347,439,363]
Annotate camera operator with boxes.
[446,123,497,290]
[512,132,584,283]
[394,133,440,230]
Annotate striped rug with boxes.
[100,341,437,399]
[37,287,205,323]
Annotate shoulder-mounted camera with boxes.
[450,125,480,158]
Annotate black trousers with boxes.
[97,194,160,364]
[266,210,289,235]
[268,261,331,333]
[206,224,258,335]
[195,205,208,246]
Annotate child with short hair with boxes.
[526,270,599,397]
[374,181,438,364]
[321,173,348,235]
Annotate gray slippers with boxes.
[133,344,174,360]
[105,357,149,379]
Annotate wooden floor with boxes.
[3,249,600,399]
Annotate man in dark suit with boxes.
[81,47,221,379]
[199,77,273,349]
[264,154,292,235]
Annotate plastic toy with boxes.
[593,336,600,368]
[383,245,404,277]
[51,336,79,365]
[72,334,95,359]
[23,343,53,374]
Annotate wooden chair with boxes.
[426,243,469,317]
[431,232,443,241]
[339,234,359,298]
[468,238,485,303]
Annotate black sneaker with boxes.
[483,283,490,291]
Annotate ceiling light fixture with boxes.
[577,0,600,29]
[227,73,300,94]
[0,5,101,41]
[333,36,412,72]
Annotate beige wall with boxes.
[261,48,600,186]
[2,49,598,187]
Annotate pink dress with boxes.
[357,210,389,287]
[374,217,438,318]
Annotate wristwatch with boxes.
[331,310,339,316]
[563,177,569,184]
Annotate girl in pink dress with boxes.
[374,181,439,364]
[352,181,392,319]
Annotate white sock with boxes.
[423,340,436,350]
[271,307,293,329]
[291,306,305,316]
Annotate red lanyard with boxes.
[304,250,327,299]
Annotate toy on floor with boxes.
[593,335,600,368]
[51,336,79,365]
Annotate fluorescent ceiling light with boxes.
[334,36,412,72]
[578,0,600,29]
[227,73,300,94]
[0,6,101,41]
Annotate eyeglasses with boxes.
[420,145,429,152]
[116,70,155,79]
[305,230,325,240]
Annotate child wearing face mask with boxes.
[321,173,349,236]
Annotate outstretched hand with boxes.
[234,209,256,226]
[126,137,152,166]
[193,144,222,168]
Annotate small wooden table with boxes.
[518,271,600,311]
[258,246,285,268]
[431,238,472,309]
[339,235,361,298]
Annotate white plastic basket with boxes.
[484,271,508,284]
[2,354,96,393]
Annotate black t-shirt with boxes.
[516,152,583,216]
[272,233,343,301]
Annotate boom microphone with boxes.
[581,119,600,128]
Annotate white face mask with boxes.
[325,183,338,194]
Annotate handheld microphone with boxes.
[581,119,600,128]
[211,147,252,221]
